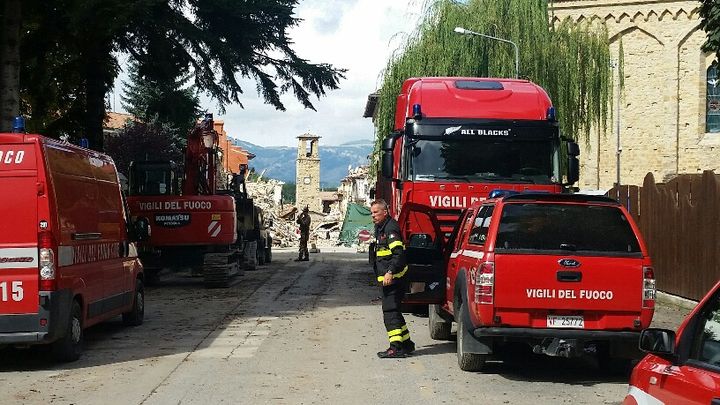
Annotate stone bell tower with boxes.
[296,133,321,212]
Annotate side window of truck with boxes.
[691,295,720,366]
[453,209,475,252]
[468,205,494,245]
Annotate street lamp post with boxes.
[610,59,621,188]
[454,26,519,78]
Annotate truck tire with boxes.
[429,304,452,341]
[122,279,145,326]
[257,243,265,265]
[265,245,272,264]
[457,302,487,372]
[144,268,161,286]
[597,344,632,376]
[51,300,83,362]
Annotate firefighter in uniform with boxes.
[370,199,415,358]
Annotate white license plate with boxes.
[546,315,584,328]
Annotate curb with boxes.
[657,291,698,311]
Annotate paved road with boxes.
[0,249,691,405]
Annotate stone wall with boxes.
[551,0,720,189]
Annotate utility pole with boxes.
[610,60,621,188]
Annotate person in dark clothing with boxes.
[231,163,248,199]
[296,206,311,261]
[371,199,415,358]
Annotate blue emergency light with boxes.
[546,106,557,122]
[488,189,551,199]
[413,104,422,119]
[488,189,519,199]
[12,116,25,133]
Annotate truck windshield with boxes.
[409,138,558,184]
[495,203,642,257]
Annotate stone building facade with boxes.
[295,134,322,212]
[551,0,720,189]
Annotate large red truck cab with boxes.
[0,132,147,361]
[376,77,580,302]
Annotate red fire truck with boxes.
[373,77,580,302]
[127,114,249,287]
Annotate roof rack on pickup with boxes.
[502,193,619,204]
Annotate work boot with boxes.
[301,257,309,261]
[294,257,303,262]
[402,339,416,354]
[377,346,408,359]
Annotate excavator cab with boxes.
[128,161,181,196]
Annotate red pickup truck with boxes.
[401,192,655,371]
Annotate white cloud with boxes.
[216,0,424,146]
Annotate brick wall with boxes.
[551,0,720,189]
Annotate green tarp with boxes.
[339,203,373,245]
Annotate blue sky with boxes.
[111,1,425,147]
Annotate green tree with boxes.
[701,0,720,61]
[375,0,612,154]
[121,62,201,139]
[0,0,22,132]
[282,182,296,204]
[9,1,346,149]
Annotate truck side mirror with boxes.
[567,141,580,185]
[639,328,676,355]
[133,218,151,242]
[568,157,579,185]
[381,135,396,179]
[382,151,393,179]
[567,141,580,157]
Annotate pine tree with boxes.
[121,62,201,139]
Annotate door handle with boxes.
[557,271,582,282]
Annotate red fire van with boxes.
[0,132,147,361]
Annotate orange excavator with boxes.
[126,114,258,287]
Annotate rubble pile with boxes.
[244,174,362,250]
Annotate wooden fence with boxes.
[607,171,720,301]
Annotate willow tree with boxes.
[374,0,612,153]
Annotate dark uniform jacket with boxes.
[297,213,311,233]
[374,217,407,282]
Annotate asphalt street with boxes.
[0,249,691,405]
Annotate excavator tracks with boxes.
[203,250,241,288]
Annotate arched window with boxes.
[707,61,720,133]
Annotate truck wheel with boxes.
[144,268,161,286]
[122,279,145,326]
[457,302,487,372]
[265,245,272,264]
[257,245,265,265]
[429,304,452,341]
[597,344,632,376]
[51,300,83,362]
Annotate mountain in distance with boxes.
[230,138,374,187]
